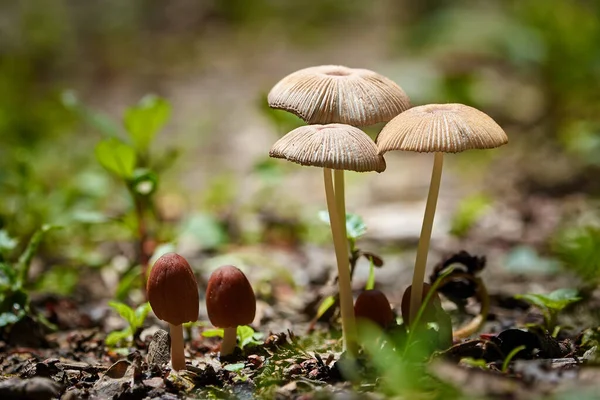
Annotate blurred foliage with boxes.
[515,288,581,334]
[449,194,491,238]
[552,226,600,286]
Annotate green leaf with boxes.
[0,262,17,288]
[114,266,141,301]
[134,302,151,329]
[108,301,136,328]
[124,95,171,152]
[0,310,25,327]
[95,138,137,179]
[318,211,367,240]
[515,288,581,312]
[202,328,225,338]
[224,362,246,372]
[237,325,263,348]
[105,328,133,347]
[315,295,336,321]
[17,224,59,286]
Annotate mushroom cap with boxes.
[268,65,411,126]
[376,103,508,154]
[206,265,256,328]
[400,283,442,325]
[354,289,395,329]
[269,123,386,173]
[147,253,199,326]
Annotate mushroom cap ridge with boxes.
[206,265,256,328]
[376,103,508,154]
[147,253,200,326]
[269,123,386,173]
[268,65,410,126]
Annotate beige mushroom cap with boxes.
[376,103,508,154]
[268,65,411,126]
[269,124,386,173]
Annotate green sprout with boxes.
[0,225,58,328]
[515,288,581,335]
[202,325,264,350]
[105,301,151,349]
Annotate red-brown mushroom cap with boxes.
[400,283,442,325]
[354,289,395,329]
[147,253,199,326]
[206,265,256,328]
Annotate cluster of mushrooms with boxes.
[147,253,256,371]
[268,65,508,353]
[145,65,508,371]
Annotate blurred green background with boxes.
[1,0,600,300]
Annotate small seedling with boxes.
[515,288,581,335]
[202,325,264,350]
[0,225,57,328]
[105,301,151,349]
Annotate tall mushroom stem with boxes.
[409,152,444,324]
[334,170,347,244]
[221,327,237,356]
[324,168,357,354]
[169,323,186,371]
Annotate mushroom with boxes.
[377,103,507,324]
[354,289,395,329]
[206,265,256,356]
[268,65,410,268]
[270,123,385,353]
[268,65,410,126]
[146,252,199,371]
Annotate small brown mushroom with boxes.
[206,265,256,356]
[147,253,199,371]
[354,289,395,329]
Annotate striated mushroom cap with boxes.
[377,103,508,154]
[269,124,386,173]
[354,289,395,329]
[268,65,410,126]
[206,265,256,328]
[147,253,199,326]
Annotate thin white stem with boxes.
[409,152,444,324]
[334,169,347,244]
[220,326,237,356]
[169,323,186,371]
[324,168,357,354]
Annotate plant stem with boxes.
[409,152,444,324]
[334,169,347,246]
[221,326,237,356]
[169,323,186,371]
[324,168,357,355]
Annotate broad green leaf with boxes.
[319,211,367,240]
[224,363,246,372]
[237,325,263,348]
[134,302,151,329]
[95,138,137,179]
[124,95,171,152]
[108,301,136,327]
[202,328,225,338]
[515,288,581,312]
[105,328,133,347]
